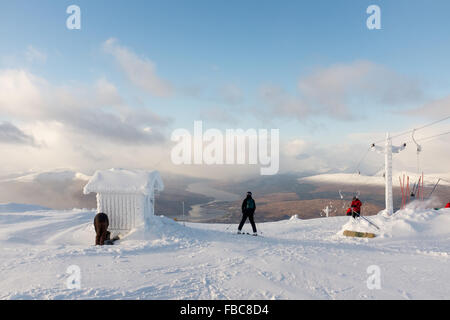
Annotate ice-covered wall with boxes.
[84,169,163,235]
[97,193,152,233]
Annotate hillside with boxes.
[1,204,450,299]
[208,193,383,223]
[1,170,448,224]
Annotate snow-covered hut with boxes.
[83,169,164,236]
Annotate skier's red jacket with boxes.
[445,202,450,208]
[350,199,362,213]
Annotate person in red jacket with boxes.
[445,202,450,208]
[346,196,362,219]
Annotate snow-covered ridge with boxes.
[1,169,91,183]
[0,203,50,213]
[300,171,450,187]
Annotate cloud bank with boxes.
[0,69,170,145]
[103,38,173,97]
[260,60,423,121]
[0,122,37,146]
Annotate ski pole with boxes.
[359,215,380,230]
[352,209,380,230]
[427,178,440,199]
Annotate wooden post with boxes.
[421,172,424,201]
[399,176,404,209]
[406,176,410,205]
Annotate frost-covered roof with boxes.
[83,169,164,195]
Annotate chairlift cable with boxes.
[371,115,450,145]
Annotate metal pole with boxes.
[385,132,394,215]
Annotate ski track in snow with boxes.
[1,208,450,300]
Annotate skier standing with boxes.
[238,192,258,236]
[346,196,362,219]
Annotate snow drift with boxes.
[340,199,450,239]
[1,203,450,299]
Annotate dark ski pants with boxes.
[347,210,360,219]
[238,210,257,233]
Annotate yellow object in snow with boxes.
[343,230,376,238]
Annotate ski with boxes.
[234,232,261,237]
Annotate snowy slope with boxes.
[300,173,386,186]
[1,170,91,183]
[300,172,450,187]
[0,203,50,213]
[1,205,450,300]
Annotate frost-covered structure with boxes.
[83,169,164,235]
[371,133,406,216]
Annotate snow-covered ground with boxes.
[1,203,450,300]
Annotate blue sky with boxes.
[1,0,450,176]
[2,0,449,81]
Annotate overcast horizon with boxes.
[1,0,450,181]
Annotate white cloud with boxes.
[282,139,308,157]
[0,69,46,118]
[25,46,47,64]
[408,95,450,119]
[199,106,238,124]
[260,60,423,121]
[260,85,311,119]
[0,68,175,176]
[280,124,450,177]
[0,69,170,145]
[0,57,444,180]
[103,38,173,97]
[218,83,244,105]
[94,78,123,106]
[0,121,37,146]
[280,138,364,174]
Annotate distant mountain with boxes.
[2,169,91,183]
[300,171,450,187]
[0,203,50,213]
[0,169,95,210]
[0,169,213,215]
[1,169,448,219]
